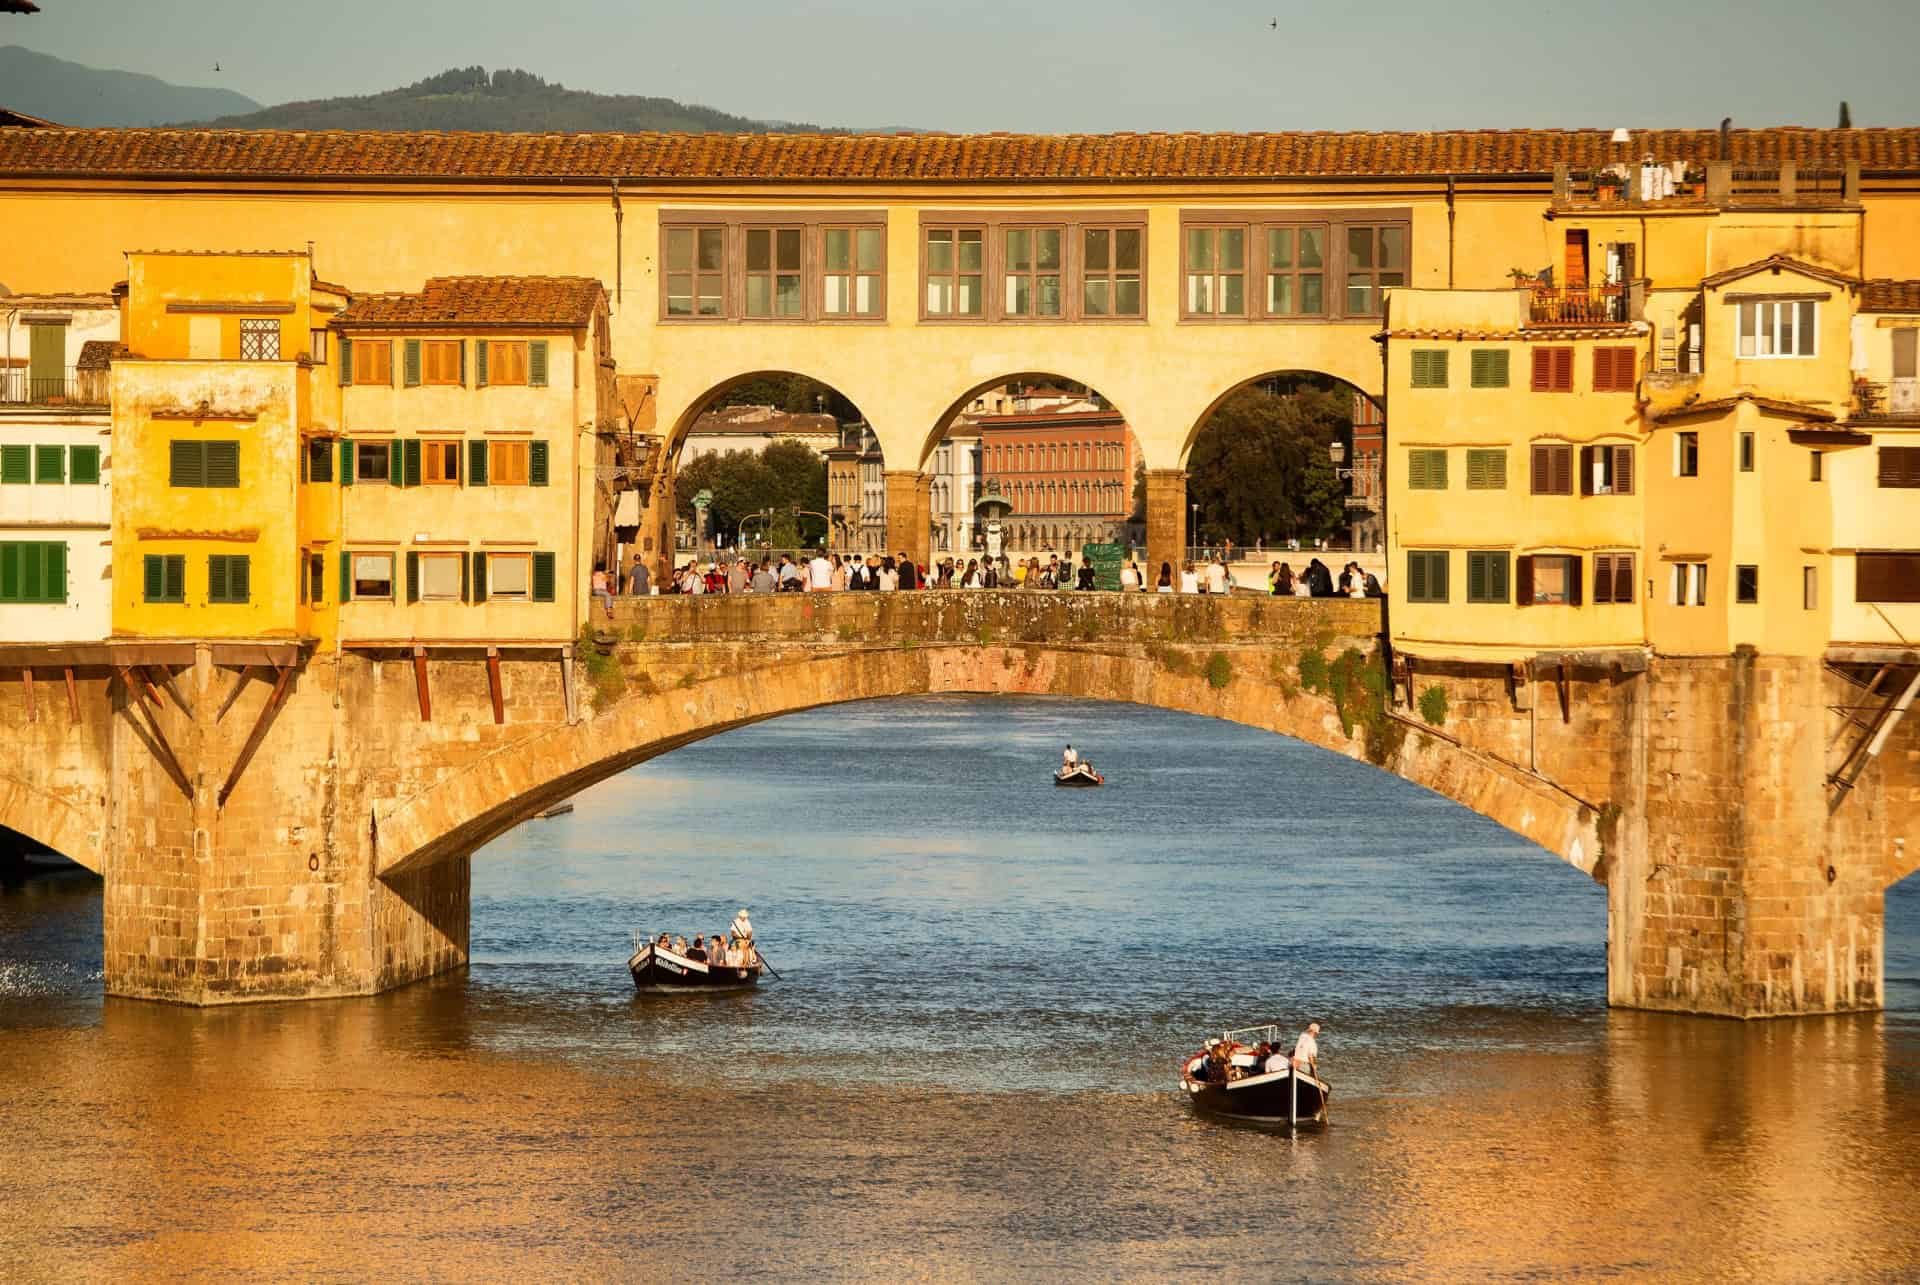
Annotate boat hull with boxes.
[1182,1066,1330,1124]
[628,944,762,992]
[1053,772,1103,787]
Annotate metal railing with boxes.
[0,367,110,407]
[1528,284,1629,326]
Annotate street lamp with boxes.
[1189,501,1199,552]
[1329,440,1347,465]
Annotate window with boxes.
[1410,350,1449,388]
[743,227,805,318]
[1531,444,1573,495]
[1405,550,1449,603]
[1735,565,1759,604]
[1580,445,1634,496]
[69,445,100,485]
[1082,226,1144,317]
[1002,227,1064,318]
[306,551,325,606]
[823,227,883,317]
[1466,448,1507,490]
[1675,432,1699,477]
[1407,449,1448,489]
[1531,346,1574,391]
[1466,551,1509,603]
[1344,225,1405,315]
[1855,553,1920,603]
[483,341,529,386]
[1518,554,1582,606]
[924,227,985,317]
[169,440,240,488]
[356,441,392,484]
[489,440,530,486]
[0,541,66,603]
[1811,450,1824,482]
[664,226,726,317]
[422,440,461,485]
[1184,226,1246,316]
[1470,349,1509,388]
[351,339,392,385]
[1670,562,1708,606]
[306,437,333,484]
[1803,566,1818,610]
[418,551,463,601]
[423,340,462,385]
[1592,346,1637,392]
[207,554,250,604]
[350,552,394,601]
[1879,446,1920,488]
[1263,225,1326,316]
[1737,299,1817,358]
[239,319,280,361]
[1738,432,1755,472]
[142,553,185,604]
[489,552,531,600]
[0,445,27,484]
[34,444,62,484]
[1592,553,1635,604]
[310,329,328,364]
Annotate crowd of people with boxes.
[1185,1022,1323,1083]
[1264,558,1383,599]
[650,908,757,967]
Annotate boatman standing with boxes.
[1063,744,1077,769]
[731,907,753,947]
[1292,1022,1321,1077]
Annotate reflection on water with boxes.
[3,695,1919,1279]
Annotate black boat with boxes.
[1054,763,1105,787]
[627,940,763,991]
[1180,1023,1331,1125]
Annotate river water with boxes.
[3,694,1918,1280]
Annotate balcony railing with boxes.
[1552,160,1860,210]
[1527,284,1630,327]
[0,367,110,408]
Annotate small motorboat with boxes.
[1180,1023,1331,1125]
[1054,763,1105,787]
[627,939,763,992]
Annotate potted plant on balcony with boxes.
[1593,171,1626,203]
[1683,164,1706,197]
[1508,267,1539,290]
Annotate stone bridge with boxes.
[0,593,1913,1017]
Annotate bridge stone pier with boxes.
[0,597,1913,1016]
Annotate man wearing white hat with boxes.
[1292,1022,1321,1077]
[731,907,753,945]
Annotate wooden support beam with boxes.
[486,646,504,725]
[64,666,78,724]
[1558,660,1572,724]
[560,652,577,724]
[216,665,254,723]
[21,667,34,723]
[113,665,192,799]
[413,646,431,722]
[145,664,193,718]
[218,662,296,808]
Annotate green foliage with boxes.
[715,376,860,421]
[678,672,698,690]
[1296,642,1405,765]
[1186,379,1354,545]
[674,438,830,546]
[1297,647,1330,694]
[575,627,626,706]
[624,623,647,643]
[1205,652,1234,689]
[1418,684,1449,727]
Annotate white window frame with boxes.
[351,552,395,602]
[1670,562,1708,607]
[419,552,463,602]
[1736,299,1818,359]
[489,551,531,600]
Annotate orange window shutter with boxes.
[1553,346,1573,391]
[1532,347,1552,391]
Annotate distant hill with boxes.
[184,66,850,134]
[0,45,260,127]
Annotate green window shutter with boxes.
[389,442,405,487]
[1,445,29,484]
[460,550,471,602]
[338,335,353,386]
[229,556,249,604]
[1467,451,1487,490]
[20,542,42,602]
[528,440,550,487]
[476,341,489,387]
[0,544,18,601]
[205,441,239,488]
[532,551,556,601]
[406,551,420,604]
[164,556,183,603]
[1411,350,1449,388]
[1470,349,1510,388]
[143,553,164,602]
[35,445,63,484]
[403,438,422,487]
[1490,552,1509,603]
[1432,451,1448,489]
[1407,551,1428,601]
[404,339,422,387]
[468,439,489,486]
[471,552,487,603]
[70,444,101,486]
[340,438,355,486]
[1409,450,1446,489]
[169,441,205,488]
[339,552,352,603]
[528,340,549,387]
[1408,451,1428,490]
[459,340,468,386]
[208,555,228,603]
[1434,552,1449,602]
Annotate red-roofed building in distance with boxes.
[964,384,1136,553]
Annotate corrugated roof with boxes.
[1,125,1917,182]
[1862,279,1920,312]
[333,276,604,328]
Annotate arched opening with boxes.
[1178,371,1384,591]
[919,373,1143,576]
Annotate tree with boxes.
[674,438,830,547]
[714,375,860,422]
[1185,378,1354,545]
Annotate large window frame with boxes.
[744,225,806,319]
[1736,298,1819,359]
[239,319,280,361]
[822,225,885,318]
[1178,209,1408,323]
[1080,225,1144,319]
[663,212,889,323]
[1001,225,1067,319]
[920,210,1147,324]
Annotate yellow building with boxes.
[329,277,612,651]
[108,250,345,641]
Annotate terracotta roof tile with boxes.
[1699,254,1859,289]
[76,340,130,370]
[334,275,604,329]
[1862,279,1920,312]
[2,125,1918,183]
[1651,392,1836,424]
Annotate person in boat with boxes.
[731,908,753,947]
[656,932,671,951]
[1063,744,1077,770]
[1264,1043,1290,1075]
[687,936,708,963]
[1292,1023,1322,1077]
[673,935,688,955]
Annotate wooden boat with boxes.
[627,940,763,992]
[1054,763,1105,787]
[1180,1023,1330,1125]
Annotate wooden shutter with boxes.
[205,441,239,488]
[339,438,354,487]
[1612,445,1634,495]
[1567,555,1584,606]
[70,445,99,485]
[1856,553,1920,603]
[404,339,422,387]
[1553,347,1571,390]
[0,445,28,484]
[1593,554,1614,603]
[0,544,18,601]
[1614,554,1633,603]
[459,340,468,386]
[468,439,489,486]
[406,551,420,604]
[1551,446,1572,495]
[1408,451,1429,490]
[471,552,488,603]
[1531,445,1551,494]
[35,445,63,484]
[1468,552,1487,602]
[1470,349,1509,388]
[1466,451,1486,490]
[1515,555,1535,606]
[1489,552,1509,603]
[529,340,549,387]
[476,341,489,387]
[403,438,422,487]
[43,542,65,604]
[208,555,228,603]
[339,552,352,603]
[169,441,203,487]
[388,443,404,487]
[1432,552,1449,602]
[164,556,184,602]
[1407,551,1428,601]
[528,440,550,487]
[1532,347,1552,391]
[460,550,471,602]
[1880,447,1920,488]
[338,335,352,386]
[532,551,556,601]
[144,554,165,602]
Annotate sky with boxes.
[6,0,1920,133]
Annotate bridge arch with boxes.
[0,774,104,874]
[371,639,1600,885]
[1177,367,1379,469]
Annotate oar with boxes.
[755,949,782,980]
